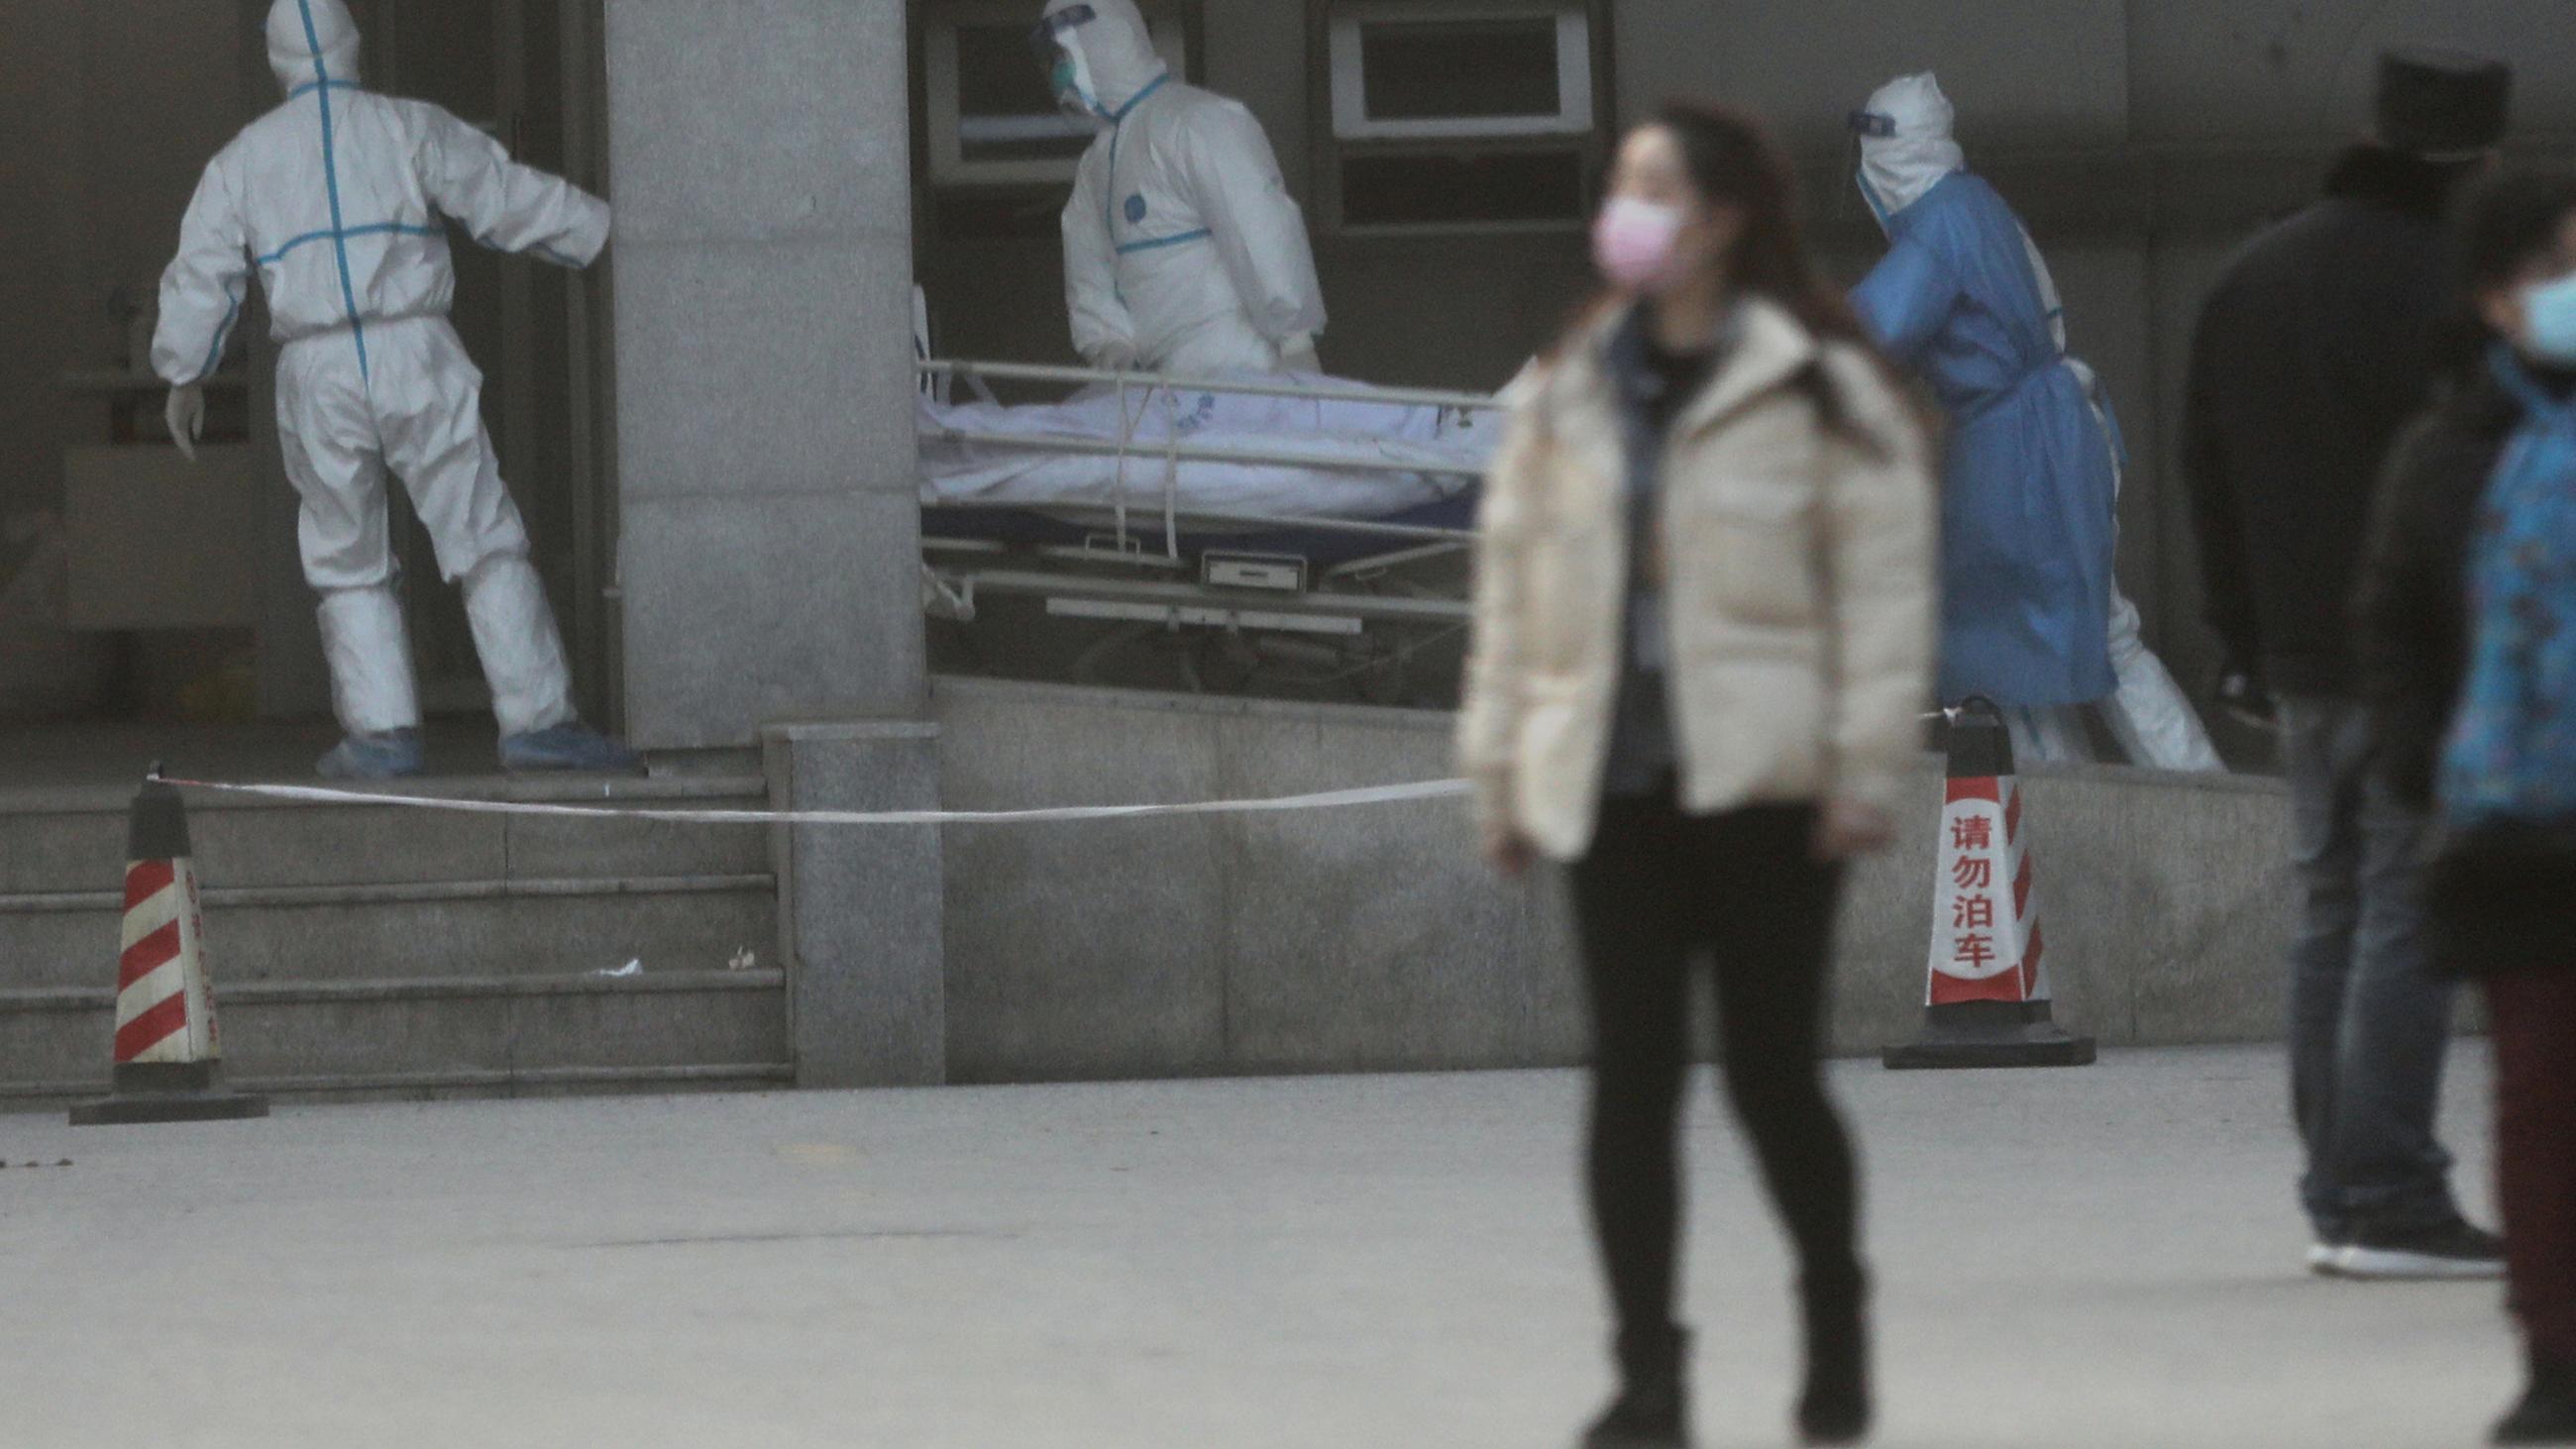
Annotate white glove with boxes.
[1277,334,1322,374]
[1091,341,1140,375]
[165,385,205,463]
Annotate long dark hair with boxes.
[1654,102,1879,355]
[1556,103,1903,443]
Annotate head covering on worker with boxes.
[1039,0,1327,375]
[266,0,361,94]
[151,0,637,777]
[2375,48,2512,160]
[1847,70,2119,709]
[1853,72,1964,229]
[1033,0,1162,121]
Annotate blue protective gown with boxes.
[1853,171,2117,707]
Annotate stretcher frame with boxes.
[915,359,1501,699]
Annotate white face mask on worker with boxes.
[2522,269,2576,364]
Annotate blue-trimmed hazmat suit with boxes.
[154,0,632,777]
[1851,73,2217,770]
[1039,0,1327,375]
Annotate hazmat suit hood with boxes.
[1857,72,1964,226]
[1039,0,1166,120]
[268,0,362,93]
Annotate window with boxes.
[922,0,1191,187]
[1339,150,1588,227]
[1328,2,1594,142]
[1316,0,1607,232]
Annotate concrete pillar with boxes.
[603,0,924,750]
[606,0,944,1086]
[765,721,946,1087]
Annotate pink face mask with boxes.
[1592,196,1690,293]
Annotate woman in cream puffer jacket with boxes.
[1459,104,1933,1449]
[1457,292,1936,861]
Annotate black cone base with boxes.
[68,1062,269,1126]
[1883,1000,2095,1071]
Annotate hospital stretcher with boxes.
[914,359,1501,702]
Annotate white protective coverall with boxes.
[1043,0,1328,375]
[1855,73,2221,773]
[154,0,605,747]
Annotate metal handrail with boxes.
[920,495,1473,543]
[924,425,1489,481]
[948,568,1470,625]
[918,358,1505,413]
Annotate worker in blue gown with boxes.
[1849,72,2220,770]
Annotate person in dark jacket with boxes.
[2182,48,2514,1280]
[2358,169,2576,1446]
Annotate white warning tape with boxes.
[157,709,1958,826]
[161,776,1470,828]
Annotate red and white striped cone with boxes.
[69,776,268,1125]
[1882,700,2095,1070]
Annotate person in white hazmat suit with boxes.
[154,0,638,779]
[1850,73,2222,773]
[1037,0,1328,376]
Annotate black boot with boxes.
[1581,1323,1689,1449]
[2495,1350,2576,1445]
[1796,1268,1873,1446]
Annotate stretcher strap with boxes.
[1112,375,1132,545]
[1159,388,1182,559]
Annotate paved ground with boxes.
[0,1045,2514,1449]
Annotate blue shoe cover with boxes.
[316,729,425,780]
[499,722,644,775]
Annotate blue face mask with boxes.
[1034,6,1102,119]
[1049,55,1110,123]
[2524,271,2576,365]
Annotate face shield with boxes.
[1031,5,1103,119]
[1845,108,1896,228]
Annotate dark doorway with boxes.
[352,0,618,728]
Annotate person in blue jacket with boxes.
[1850,72,2219,771]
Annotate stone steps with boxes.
[0,776,772,893]
[0,775,789,1108]
[0,874,776,988]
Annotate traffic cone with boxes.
[69,776,268,1125]
[1882,699,2095,1070]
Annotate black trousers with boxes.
[1569,793,1862,1340]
